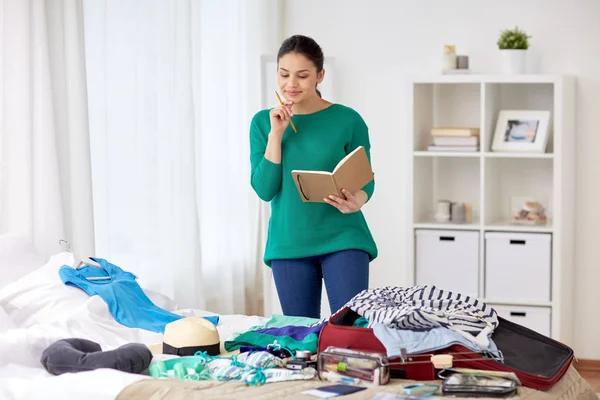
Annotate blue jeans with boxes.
[271,250,369,319]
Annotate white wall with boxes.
[282,0,600,359]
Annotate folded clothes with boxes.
[239,345,292,359]
[346,285,499,348]
[246,314,321,330]
[372,324,503,361]
[40,338,153,375]
[224,315,327,354]
[149,350,314,385]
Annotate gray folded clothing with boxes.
[40,338,152,375]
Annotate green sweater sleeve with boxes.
[250,115,282,202]
[350,115,375,202]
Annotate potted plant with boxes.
[497,26,532,74]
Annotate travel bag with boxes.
[317,307,436,381]
[317,306,574,391]
[439,316,574,391]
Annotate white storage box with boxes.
[492,304,551,337]
[415,229,479,297]
[485,232,552,303]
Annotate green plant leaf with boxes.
[497,26,531,49]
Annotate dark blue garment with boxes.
[59,257,218,333]
[253,322,326,341]
[271,249,369,319]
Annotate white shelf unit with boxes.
[407,74,576,346]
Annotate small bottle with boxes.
[443,45,457,70]
[435,200,451,222]
[451,202,465,223]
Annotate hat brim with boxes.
[148,342,221,357]
[148,342,240,357]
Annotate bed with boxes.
[0,240,596,400]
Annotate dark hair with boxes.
[277,34,324,97]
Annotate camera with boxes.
[285,350,315,370]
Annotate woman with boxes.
[249,34,377,319]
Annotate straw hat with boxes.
[149,317,220,357]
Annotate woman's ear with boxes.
[318,69,325,84]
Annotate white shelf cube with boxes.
[485,232,552,303]
[407,74,576,347]
[415,229,479,297]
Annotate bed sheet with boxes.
[0,252,596,400]
[0,251,267,400]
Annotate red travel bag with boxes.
[439,315,574,391]
[317,307,436,381]
[317,306,574,391]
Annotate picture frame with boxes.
[491,110,551,153]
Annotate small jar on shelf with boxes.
[442,45,457,70]
[434,200,473,223]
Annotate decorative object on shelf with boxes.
[442,45,470,74]
[491,110,550,153]
[434,200,472,223]
[497,26,532,74]
[464,202,472,223]
[457,55,469,70]
[428,127,480,152]
[511,197,547,225]
[442,45,457,70]
[435,200,451,222]
[451,202,466,223]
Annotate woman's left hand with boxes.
[324,189,368,214]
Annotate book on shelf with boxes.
[427,144,479,152]
[291,146,374,203]
[427,126,480,152]
[430,127,480,137]
[433,136,479,146]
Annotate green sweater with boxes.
[249,103,378,266]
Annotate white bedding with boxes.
[0,251,268,400]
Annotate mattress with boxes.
[115,365,597,400]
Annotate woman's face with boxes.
[277,52,324,104]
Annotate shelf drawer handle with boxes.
[509,239,526,245]
[439,236,455,241]
[510,311,526,317]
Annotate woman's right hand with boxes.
[269,100,294,137]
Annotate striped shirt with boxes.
[345,285,499,346]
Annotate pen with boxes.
[275,91,297,133]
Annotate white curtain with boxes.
[0,0,95,260]
[83,0,281,314]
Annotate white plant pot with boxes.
[500,49,527,74]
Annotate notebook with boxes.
[302,384,367,398]
[291,146,374,203]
